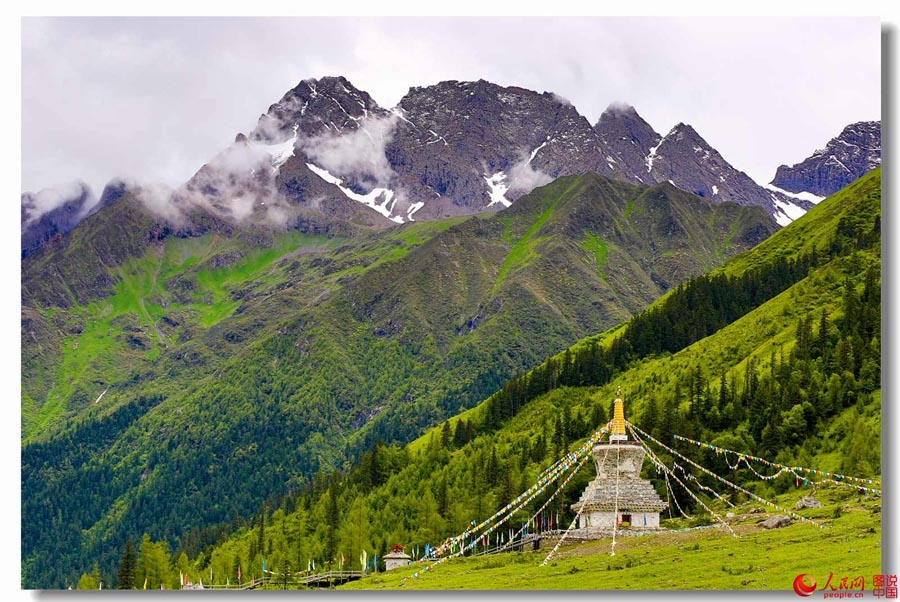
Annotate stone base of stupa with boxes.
[564,526,667,540]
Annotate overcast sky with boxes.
[21,16,880,199]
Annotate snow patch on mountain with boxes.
[251,124,298,174]
[771,194,807,227]
[484,172,511,207]
[528,138,551,163]
[390,107,416,128]
[306,162,403,223]
[646,138,664,173]
[426,129,449,146]
[407,201,425,221]
[764,183,825,205]
[301,113,399,186]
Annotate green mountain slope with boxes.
[184,169,880,591]
[21,173,774,588]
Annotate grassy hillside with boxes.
[22,173,773,588]
[180,169,880,591]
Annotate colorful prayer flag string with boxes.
[671,434,880,494]
[633,424,827,529]
[627,423,737,538]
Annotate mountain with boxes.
[151,76,831,229]
[21,173,775,588]
[592,105,814,226]
[594,103,661,185]
[383,80,615,217]
[189,168,881,591]
[771,120,881,198]
[21,183,93,258]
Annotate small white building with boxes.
[384,545,412,571]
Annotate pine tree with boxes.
[551,414,564,459]
[324,478,340,560]
[453,420,468,448]
[435,475,449,517]
[257,502,267,565]
[817,308,830,357]
[117,540,136,589]
[531,434,547,462]
[441,422,452,448]
[659,396,675,442]
[590,403,607,430]
[486,447,500,484]
[136,534,172,590]
[759,421,784,457]
[77,563,102,590]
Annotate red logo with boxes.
[794,574,817,597]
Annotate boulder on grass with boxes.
[795,496,823,509]
[759,515,792,529]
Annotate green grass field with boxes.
[340,487,880,591]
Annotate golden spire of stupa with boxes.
[611,387,627,441]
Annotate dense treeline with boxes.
[21,394,165,588]
[640,265,880,511]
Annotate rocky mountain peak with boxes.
[594,103,661,184]
[771,120,881,197]
[382,79,611,218]
[35,75,873,239]
[665,122,705,144]
[248,75,386,142]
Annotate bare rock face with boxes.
[643,124,775,208]
[594,104,661,186]
[594,109,812,224]
[232,77,829,226]
[759,514,793,529]
[385,79,614,217]
[772,121,881,197]
[249,75,389,142]
[795,496,823,510]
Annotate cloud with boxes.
[134,182,183,224]
[21,17,880,197]
[251,93,309,142]
[299,114,399,187]
[21,181,93,224]
[604,101,637,115]
[506,157,554,197]
[135,137,299,228]
[550,92,573,107]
